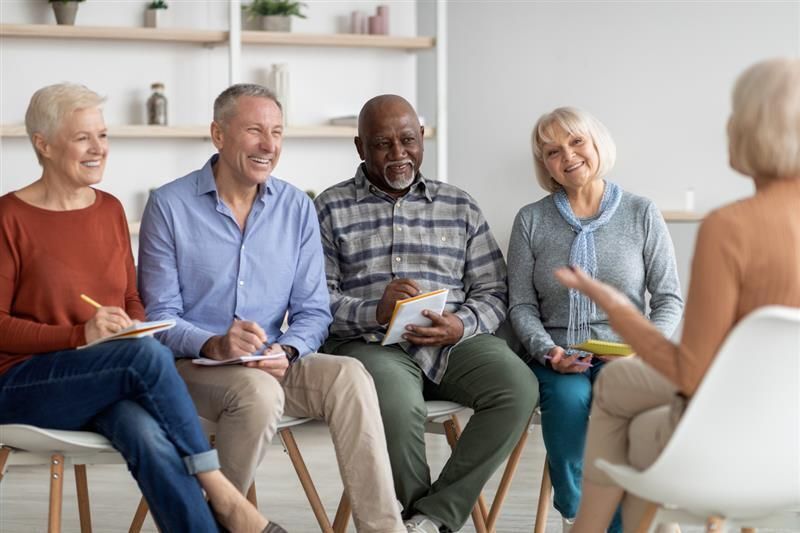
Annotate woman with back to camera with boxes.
[0,83,284,533]
[507,107,684,532]
[556,57,800,532]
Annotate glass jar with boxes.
[146,82,167,126]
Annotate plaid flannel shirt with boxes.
[314,165,508,383]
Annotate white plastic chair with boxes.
[0,424,129,533]
[596,306,800,532]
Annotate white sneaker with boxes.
[404,514,440,533]
[562,517,575,533]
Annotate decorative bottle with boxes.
[147,82,168,126]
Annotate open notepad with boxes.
[382,289,448,346]
[78,319,176,349]
[192,352,286,366]
[570,339,634,357]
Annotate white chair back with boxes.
[599,305,800,521]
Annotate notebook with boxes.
[78,319,176,349]
[570,339,634,357]
[191,352,286,366]
[382,289,448,346]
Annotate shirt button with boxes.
[241,245,245,251]
[441,236,447,241]
[239,280,245,286]
[395,257,402,262]
[396,226,403,232]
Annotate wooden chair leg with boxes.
[706,517,726,532]
[533,455,551,533]
[128,496,149,533]
[280,427,333,532]
[0,446,10,482]
[486,427,530,531]
[74,464,92,533]
[332,492,351,533]
[48,453,65,533]
[635,502,659,533]
[443,415,488,533]
[246,481,258,507]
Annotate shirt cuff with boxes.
[183,328,216,358]
[454,308,478,340]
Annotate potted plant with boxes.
[145,0,168,28]
[245,0,307,32]
[48,0,85,26]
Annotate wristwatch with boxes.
[281,344,299,363]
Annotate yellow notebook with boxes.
[570,339,634,357]
[382,289,448,346]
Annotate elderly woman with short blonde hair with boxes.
[0,83,282,533]
[507,107,684,531]
[557,57,800,532]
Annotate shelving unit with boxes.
[662,211,704,223]
[0,20,437,142]
[0,24,434,50]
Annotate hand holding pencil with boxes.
[80,293,133,344]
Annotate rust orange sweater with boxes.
[610,178,800,396]
[0,190,145,376]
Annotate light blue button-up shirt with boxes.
[138,154,332,358]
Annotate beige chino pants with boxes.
[176,353,404,533]
[583,357,686,532]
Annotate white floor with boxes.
[0,419,795,532]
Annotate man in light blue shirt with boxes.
[138,84,404,533]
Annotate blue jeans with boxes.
[0,338,221,533]
[530,359,622,533]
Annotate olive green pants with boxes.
[324,334,539,531]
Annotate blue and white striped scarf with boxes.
[553,180,623,347]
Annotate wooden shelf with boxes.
[0,124,435,140]
[0,24,434,50]
[0,23,225,45]
[241,30,434,50]
[662,210,704,222]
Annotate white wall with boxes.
[442,1,800,253]
[0,0,425,220]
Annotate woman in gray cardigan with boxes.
[507,107,683,532]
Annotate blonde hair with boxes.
[25,83,105,164]
[727,57,800,180]
[531,107,616,193]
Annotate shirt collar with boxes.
[196,154,272,203]
[354,163,433,203]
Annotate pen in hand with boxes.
[80,293,103,309]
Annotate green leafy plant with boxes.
[245,0,307,19]
[148,0,168,9]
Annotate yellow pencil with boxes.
[80,293,102,309]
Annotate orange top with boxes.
[0,190,145,376]
[611,178,800,396]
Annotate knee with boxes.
[545,376,592,416]
[95,401,172,465]
[592,359,633,409]
[228,371,285,428]
[128,337,175,372]
[329,356,375,394]
[487,355,540,423]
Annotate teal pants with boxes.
[324,334,539,531]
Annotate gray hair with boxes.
[213,83,282,125]
[727,57,800,181]
[25,83,105,164]
[531,107,617,193]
